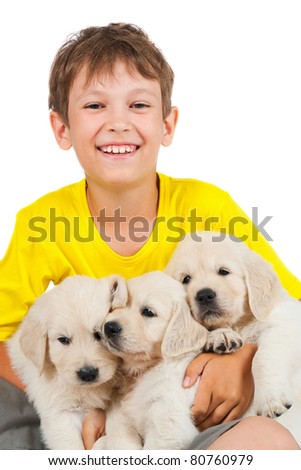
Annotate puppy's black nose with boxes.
[196,288,216,305]
[104,321,122,339]
[77,366,99,382]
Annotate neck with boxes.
[86,173,159,219]
[85,174,160,256]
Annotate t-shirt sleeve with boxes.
[0,210,55,341]
[212,192,301,300]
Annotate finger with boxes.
[193,396,223,426]
[82,409,106,450]
[220,404,243,423]
[195,401,240,431]
[183,354,213,388]
[190,363,220,419]
[191,381,213,418]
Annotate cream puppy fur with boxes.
[165,231,301,445]
[8,274,128,450]
[93,271,209,450]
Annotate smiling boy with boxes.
[0,23,300,450]
[50,59,176,257]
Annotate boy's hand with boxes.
[82,409,106,449]
[183,343,257,431]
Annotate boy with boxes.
[0,23,300,450]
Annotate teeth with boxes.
[101,145,136,154]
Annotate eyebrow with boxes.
[128,88,159,97]
[77,87,159,101]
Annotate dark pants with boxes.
[0,378,238,450]
[0,378,45,449]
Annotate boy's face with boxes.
[50,61,177,189]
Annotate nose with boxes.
[106,107,131,133]
[104,321,122,339]
[196,288,216,305]
[77,366,99,383]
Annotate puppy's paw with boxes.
[254,391,293,419]
[204,328,243,354]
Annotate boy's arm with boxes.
[82,409,106,450]
[183,344,256,430]
[0,342,25,391]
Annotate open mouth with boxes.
[98,144,139,157]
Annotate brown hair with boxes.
[48,23,174,124]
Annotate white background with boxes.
[0,449,300,470]
[0,0,300,279]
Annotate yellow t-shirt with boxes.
[1,173,300,341]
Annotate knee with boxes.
[209,416,299,450]
[237,416,299,450]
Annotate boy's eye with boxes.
[85,103,104,110]
[131,102,150,109]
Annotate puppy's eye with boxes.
[93,332,102,342]
[182,275,191,284]
[141,307,157,318]
[218,267,230,276]
[58,336,71,345]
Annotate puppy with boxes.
[93,271,209,450]
[8,274,127,449]
[165,230,301,445]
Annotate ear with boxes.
[107,275,128,309]
[19,306,48,374]
[49,111,72,150]
[161,106,178,147]
[244,250,282,320]
[161,299,208,358]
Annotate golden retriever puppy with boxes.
[93,271,209,450]
[8,274,127,449]
[165,230,301,445]
[100,271,209,376]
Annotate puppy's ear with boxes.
[19,306,48,374]
[244,250,282,320]
[108,275,128,309]
[161,299,208,358]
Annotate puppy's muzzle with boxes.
[77,366,99,383]
[196,288,216,305]
[104,321,122,339]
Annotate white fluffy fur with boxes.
[165,230,301,446]
[93,271,208,450]
[8,274,128,449]
[95,232,301,450]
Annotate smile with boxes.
[99,144,139,155]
